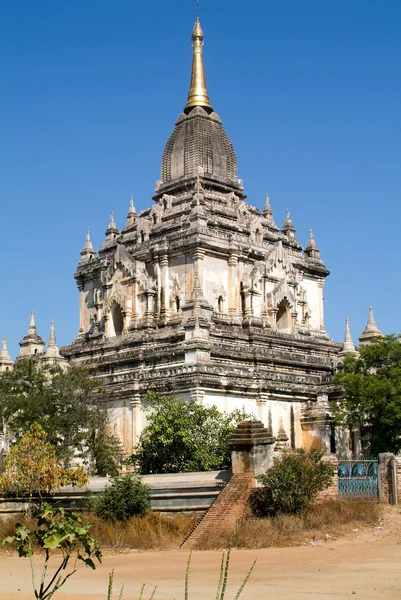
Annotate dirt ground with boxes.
[1,506,400,600]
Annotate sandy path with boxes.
[1,529,400,600]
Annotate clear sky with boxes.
[1,0,400,359]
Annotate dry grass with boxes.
[0,515,23,544]
[87,512,196,551]
[0,501,381,553]
[0,511,197,553]
[197,500,381,550]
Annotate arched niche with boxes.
[110,302,124,337]
[276,299,292,333]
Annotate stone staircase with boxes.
[181,472,253,549]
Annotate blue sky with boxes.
[1,0,400,358]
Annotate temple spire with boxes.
[0,335,13,372]
[340,316,357,355]
[44,320,62,360]
[28,311,37,335]
[263,192,277,229]
[359,306,383,346]
[80,228,96,263]
[184,17,213,113]
[19,311,45,357]
[48,319,57,347]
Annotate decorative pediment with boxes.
[250,217,263,242]
[213,278,227,299]
[113,244,136,276]
[105,280,126,311]
[104,244,136,281]
[265,241,296,280]
[137,263,156,293]
[272,279,295,308]
[236,202,250,225]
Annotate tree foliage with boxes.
[0,359,122,475]
[334,335,401,455]
[132,393,254,474]
[0,423,88,498]
[94,474,151,521]
[250,450,334,517]
[2,503,101,600]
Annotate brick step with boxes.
[181,473,253,550]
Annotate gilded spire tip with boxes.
[184,16,213,113]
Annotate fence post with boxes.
[391,457,398,505]
[378,453,395,503]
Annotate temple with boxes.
[2,18,387,462]
[55,17,345,456]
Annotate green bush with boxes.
[250,449,334,517]
[132,393,255,474]
[95,474,151,521]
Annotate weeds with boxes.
[0,500,380,554]
[185,549,255,600]
[196,499,381,550]
[0,511,196,553]
[88,512,196,551]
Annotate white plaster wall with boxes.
[203,392,258,419]
[203,256,229,311]
[169,254,193,302]
[300,277,320,330]
[108,390,305,455]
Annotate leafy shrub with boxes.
[95,474,151,521]
[132,393,255,474]
[250,450,334,517]
[0,423,88,499]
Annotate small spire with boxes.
[262,192,278,229]
[80,228,96,262]
[124,196,138,231]
[306,228,316,249]
[128,195,136,215]
[0,334,13,371]
[44,320,61,360]
[275,418,290,452]
[283,209,293,229]
[263,192,271,212]
[28,311,37,335]
[277,418,289,442]
[282,208,297,241]
[48,319,57,347]
[103,210,119,241]
[359,306,383,346]
[19,311,45,357]
[84,229,94,250]
[184,17,213,113]
[191,270,204,300]
[304,227,323,262]
[0,335,11,359]
[341,316,357,355]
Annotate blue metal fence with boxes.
[338,460,378,500]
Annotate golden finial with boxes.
[184,16,213,113]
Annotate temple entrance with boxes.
[110,302,124,337]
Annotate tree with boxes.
[0,359,122,475]
[0,423,88,498]
[250,450,334,517]
[132,393,254,474]
[94,474,151,521]
[334,335,401,455]
[2,503,101,600]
